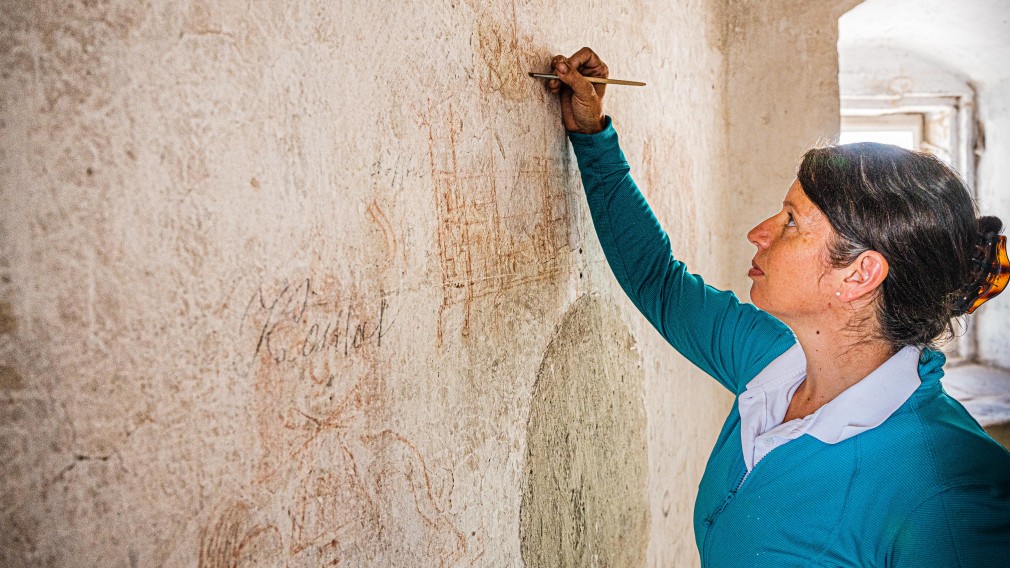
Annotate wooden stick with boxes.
[527,72,646,87]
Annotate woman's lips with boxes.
[748,262,764,277]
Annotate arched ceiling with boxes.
[839,0,1010,85]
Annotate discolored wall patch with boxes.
[521,294,649,567]
[0,301,16,335]
[0,366,23,390]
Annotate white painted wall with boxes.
[839,46,972,98]
[839,0,1010,87]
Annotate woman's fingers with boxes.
[552,57,597,100]
[545,48,607,134]
[567,47,609,78]
[566,47,609,99]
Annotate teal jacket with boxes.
[568,117,1010,567]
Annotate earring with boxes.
[835,291,841,297]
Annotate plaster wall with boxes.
[0,1,727,565]
[0,1,848,566]
[838,0,1010,89]
[839,46,973,99]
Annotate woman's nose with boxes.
[748,218,773,249]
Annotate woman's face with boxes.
[747,180,841,321]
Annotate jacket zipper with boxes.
[702,465,748,562]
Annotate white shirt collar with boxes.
[738,343,922,470]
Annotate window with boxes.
[840,94,972,181]
[839,114,923,150]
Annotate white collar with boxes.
[739,342,922,459]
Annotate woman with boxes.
[542,48,1010,566]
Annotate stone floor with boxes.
[943,363,1010,449]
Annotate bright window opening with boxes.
[839,114,923,150]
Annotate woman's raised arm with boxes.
[547,48,794,392]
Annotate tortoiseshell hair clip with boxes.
[954,233,1009,315]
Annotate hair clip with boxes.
[957,234,1009,314]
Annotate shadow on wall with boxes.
[521,294,650,567]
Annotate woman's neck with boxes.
[783,322,895,422]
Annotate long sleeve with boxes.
[567,117,794,393]
[889,484,1010,567]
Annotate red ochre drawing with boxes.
[367,200,398,258]
[473,1,544,103]
[419,104,571,345]
[199,499,282,567]
[202,278,479,566]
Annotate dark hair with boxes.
[797,142,1003,351]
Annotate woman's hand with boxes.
[547,47,608,134]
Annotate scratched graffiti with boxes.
[198,499,282,568]
[238,275,392,486]
[473,4,545,102]
[419,105,572,343]
[203,276,478,565]
[239,277,392,371]
[238,277,390,485]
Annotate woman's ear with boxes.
[839,251,889,302]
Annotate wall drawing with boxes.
[418,104,572,345]
[198,276,481,566]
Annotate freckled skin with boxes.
[745,179,896,421]
[747,180,842,323]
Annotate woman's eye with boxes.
[786,213,796,227]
